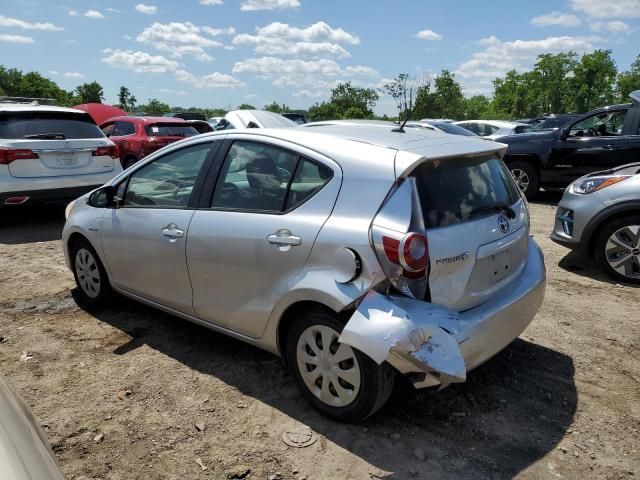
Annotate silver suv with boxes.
[62,124,546,421]
[551,162,640,284]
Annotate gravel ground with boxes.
[0,192,638,480]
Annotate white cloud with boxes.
[0,15,63,31]
[136,22,233,61]
[101,49,179,73]
[178,90,188,96]
[84,10,104,19]
[106,8,121,13]
[457,35,594,92]
[531,12,582,27]
[590,20,632,34]
[344,65,378,76]
[414,29,442,41]
[200,0,223,4]
[233,21,359,58]
[240,0,300,11]
[135,4,157,15]
[0,33,34,43]
[175,69,244,88]
[64,72,84,79]
[68,10,78,16]
[292,89,325,98]
[571,0,640,18]
[48,70,59,75]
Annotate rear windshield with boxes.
[0,111,104,139]
[411,156,521,228]
[432,122,477,136]
[514,125,532,134]
[145,124,199,137]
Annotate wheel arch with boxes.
[584,202,640,256]
[503,153,542,173]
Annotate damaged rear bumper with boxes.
[339,237,546,389]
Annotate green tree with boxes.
[616,55,640,102]
[75,81,104,104]
[308,82,378,121]
[531,52,578,114]
[237,103,255,110]
[140,98,170,115]
[264,101,291,113]
[0,66,73,104]
[431,70,465,119]
[381,73,416,119]
[461,95,492,120]
[117,86,137,111]
[570,50,617,112]
[412,83,435,120]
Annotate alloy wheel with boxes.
[296,325,361,407]
[75,248,101,298]
[510,168,530,192]
[605,225,640,280]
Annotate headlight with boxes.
[573,175,632,194]
[65,200,76,219]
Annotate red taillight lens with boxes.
[93,145,119,159]
[0,148,39,165]
[382,232,429,276]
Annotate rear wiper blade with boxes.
[469,202,516,219]
[24,132,66,140]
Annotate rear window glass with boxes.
[0,111,104,139]
[411,157,521,228]
[433,122,477,136]
[146,124,199,137]
[514,125,532,134]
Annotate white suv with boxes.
[0,102,122,207]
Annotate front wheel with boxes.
[71,239,112,304]
[594,216,640,285]
[508,160,539,200]
[286,308,395,422]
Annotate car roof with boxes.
[101,116,188,125]
[455,120,529,128]
[0,104,88,114]
[225,110,297,128]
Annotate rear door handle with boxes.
[267,231,301,246]
[161,223,184,241]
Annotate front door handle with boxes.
[267,230,301,246]
[161,223,184,241]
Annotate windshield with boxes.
[0,111,104,139]
[432,122,477,136]
[532,116,574,130]
[146,124,199,137]
[411,156,521,228]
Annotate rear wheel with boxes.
[508,160,539,200]
[286,308,395,422]
[594,215,640,285]
[71,239,112,304]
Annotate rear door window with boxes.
[146,124,199,137]
[113,121,135,136]
[0,111,104,139]
[285,158,333,210]
[411,157,521,228]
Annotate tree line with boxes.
[1,49,638,122]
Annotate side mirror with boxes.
[558,127,569,140]
[88,185,120,209]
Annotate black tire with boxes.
[71,239,113,305]
[286,307,395,422]
[508,160,539,200]
[594,215,640,285]
[123,156,138,169]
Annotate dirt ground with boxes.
[1,193,639,480]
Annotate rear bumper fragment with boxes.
[340,237,546,389]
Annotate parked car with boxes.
[496,91,640,199]
[1,102,121,207]
[63,124,545,421]
[187,119,214,134]
[530,114,579,131]
[163,112,207,121]
[551,162,640,284]
[214,110,297,130]
[454,120,532,138]
[100,116,199,169]
[303,119,477,137]
[0,377,64,479]
[407,120,478,136]
[207,116,224,129]
[282,112,309,125]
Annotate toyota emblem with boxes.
[498,216,510,234]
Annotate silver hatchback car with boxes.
[551,162,640,284]
[63,125,546,421]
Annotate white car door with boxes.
[100,141,215,314]
[186,138,341,338]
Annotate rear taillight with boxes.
[382,232,429,277]
[141,139,159,156]
[0,148,39,165]
[93,145,119,159]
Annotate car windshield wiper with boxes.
[469,202,516,219]
[24,132,66,140]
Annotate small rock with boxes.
[105,414,112,420]
[116,389,132,400]
[93,433,104,444]
[226,465,250,479]
[195,457,207,471]
[413,447,426,461]
[267,475,281,480]
[292,468,299,474]
[195,421,206,432]
[0,335,6,343]
[390,433,401,441]
[19,351,33,362]
[559,447,568,454]
[590,453,596,460]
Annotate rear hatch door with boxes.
[1,110,114,178]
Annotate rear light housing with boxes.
[93,145,119,159]
[0,148,39,165]
[142,138,160,156]
[383,232,429,276]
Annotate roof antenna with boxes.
[392,101,420,133]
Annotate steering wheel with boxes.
[587,127,599,137]
[152,178,191,199]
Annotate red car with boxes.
[100,116,199,168]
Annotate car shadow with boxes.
[558,249,639,287]
[76,292,576,479]
[529,189,563,207]
[0,206,66,245]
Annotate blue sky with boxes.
[1,0,639,115]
